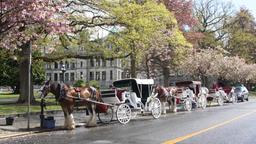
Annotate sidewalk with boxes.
[0,110,88,139]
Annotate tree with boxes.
[0,0,70,103]
[0,49,46,93]
[226,8,256,63]
[104,0,175,77]
[161,0,196,29]
[179,49,223,85]
[179,48,256,85]
[193,0,234,49]
[142,28,191,86]
[0,49,19,93]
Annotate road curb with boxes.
[0,132,32,139]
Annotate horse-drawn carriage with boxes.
[207,85,236,106]
[174,81,208,111]
[98,78,162,124]
[40,78,161,129]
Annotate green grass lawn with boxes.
[0,105,61,115]
[0,93,19,99]
[0,93,61,116]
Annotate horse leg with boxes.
[61,105,68,129]
[86,104,97,127]
[171,97,177,113]
[173,97,177,113]
[161,101,166,114]
[66,106,75,130]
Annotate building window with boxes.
[54,62,58,69]
[80,61,83,68]
[59,73,63,82]
[71,62,75,69]
[46,73,52,80]
[65,61,69,69]
[90,72,94,80]
[102,59,106,67]
[65,73,69,81]
[80,71,83,79]
[118,71,121,80]
[70,73,75,81]
[90,59,94,67]
[110,70,113,80]
[54,73,58,81]
[59,61,63,69]
[96,71,100,80]
[122,72,125,79]
[110,60,113,67]
[102,71,106,80]
[96,59,101,67]
[46,63,51,69]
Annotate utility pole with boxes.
[27,41,32,130]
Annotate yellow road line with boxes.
[163,111,256,144]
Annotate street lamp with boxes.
[81,73,84,80]
[61,64,66,83]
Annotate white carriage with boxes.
[97,79,162,124]
[174,81,208,111]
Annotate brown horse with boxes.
[40,79,102,129]
[152,85,177,114]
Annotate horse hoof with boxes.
[86,122,97,127]
[65,125,75,130]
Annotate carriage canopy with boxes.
[113,79,154,104]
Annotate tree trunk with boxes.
[163,67,170,87]
[17,42,35,103]
[145,58,150,79]
[130,52,136,78]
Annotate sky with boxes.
[229,0,256,18]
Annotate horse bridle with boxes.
[40,82,51,98]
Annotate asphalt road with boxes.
[1,100,256,144]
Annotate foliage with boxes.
[104,0,177,77]
[161,0,196,28]
[0,0,70,50]
[87,80,100,89]
[0,49,45,91]
[73,80,86,87]
[0,49,19,90]
[226,8,256,63]
[179,49,256,83]
[32,51,46,85]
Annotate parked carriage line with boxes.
[40,79,248,129]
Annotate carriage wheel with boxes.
[200,96,207,109]
[116,104,131,124]
[151,98,161,119]
[184,99,192,111]
[97,106,114,124]
[217,96,224,106]
[231,94,237,104]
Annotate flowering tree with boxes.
[0,0,70,103]
[141,28,191,86]
[178,49,223,85]
[179,48,256,86]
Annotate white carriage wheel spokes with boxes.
[232,95,237,104]
[217,96,223,106]
[97,107,114,124]
[116,104,131,124]
[201,96,207,109]
[185,99,192,111]
[151,98,161,119]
